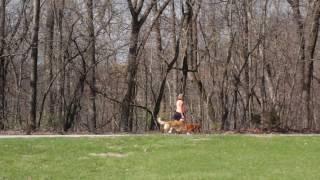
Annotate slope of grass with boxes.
[0,135,320,180]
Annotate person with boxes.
[173,94,186,121]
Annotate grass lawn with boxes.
[0,134,320,180]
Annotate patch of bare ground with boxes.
[217,127,320,135]
[89,152,128,158]
[0,130,91,135]
[192,138,211,141]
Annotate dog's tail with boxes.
[157,117,166,125]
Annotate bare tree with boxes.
[0,0,5,130]
[44,0,55,127]
[28,0,41,133]
[56,0,65,131]
[120,0,171,132]
[287,0,320,129]
[86,0,97,133]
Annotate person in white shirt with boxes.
[172,94,186,121]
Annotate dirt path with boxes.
[0,134,145,139]
[0,133,319,138]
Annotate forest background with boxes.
[1,0,320,134]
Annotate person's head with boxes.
[177,93,183,100]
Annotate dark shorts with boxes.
[172,112,184,120]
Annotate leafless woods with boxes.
[1,0,320,133]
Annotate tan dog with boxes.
[157,118,201,134]
[157,117,185,133]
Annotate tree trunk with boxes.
[28,0,41,133]
[287,0,306,129]
[242,0,251,129]
[86,0,97,133]
[287,0,320,130]
[260,0,276,129]
[44,0,55,127]
[180,0,192,94]
[120,0,171,132]
[171,0,178,97]
[190,1,216,130]
[64,39,87,132]
[0,0,5,130]
[120,0,156,132]
[305,1,320,129]
[151,51,180,129]
[57,0,65,131]
[120,23,140,132]
[150,2,163,129]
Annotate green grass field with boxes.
[0,134,320,180]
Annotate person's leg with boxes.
[180,113,186,121]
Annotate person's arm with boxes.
[181,101,185,118]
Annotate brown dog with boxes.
[157,117,185,133]
[157,118,201,134]
[183,123,201,133]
